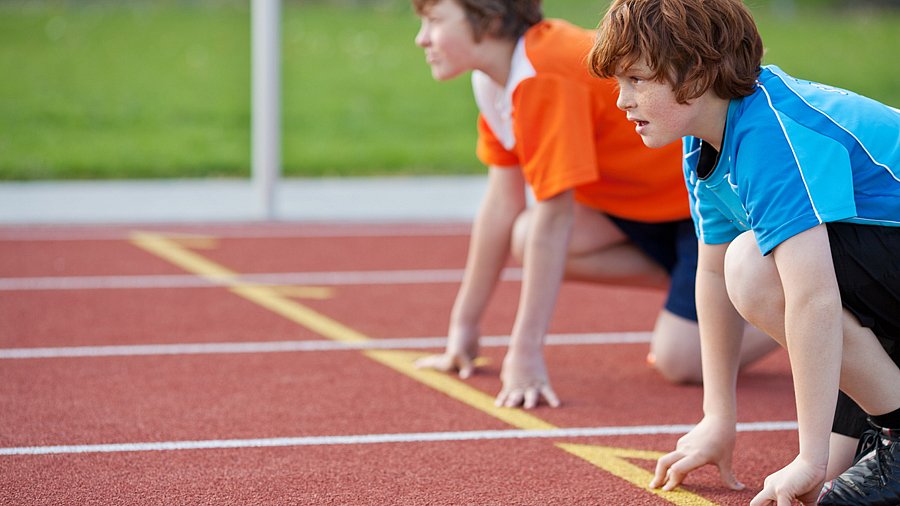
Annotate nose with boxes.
[415,24,429,48]
[616,85,634,111]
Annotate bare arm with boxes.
[651,241,748,491]
[451,167,527,336]
[496,189,575,408]
[773,225,842,468]
[696,242,746,422]
[416,166,526,377]
[751,224,841,506]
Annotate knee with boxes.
[724,232,781,324]
[652,347,703,384]
[648,311,704,384]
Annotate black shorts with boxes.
[607,216,698,322]
[827,222,900,437]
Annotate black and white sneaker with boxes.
[818,418,900,505]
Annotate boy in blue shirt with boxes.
[589,0,900,504]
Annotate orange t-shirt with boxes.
[473,20,687,222]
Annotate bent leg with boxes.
[650,227,776,383]
[724,230,900,475]
[726,230,900,416]
[826,433,859,481]
[512,204,668,287]
[723,231,786,345]
[836,312,900,418]
[649,310,778,384]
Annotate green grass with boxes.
[0,0,898,180]
[1,2,252,179]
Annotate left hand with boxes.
[495,348,560,409]
[749,455,826,506]
[650,415,744,492]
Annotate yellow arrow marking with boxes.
[168,236,219,250]
[557,444,718,506]
[267,285,334,299]
[130,231,719,505]
[472,356,492,368]
[132,232,366,342]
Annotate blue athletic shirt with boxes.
[684,65,900,255]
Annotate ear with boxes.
[486,15,504,37]
[471,12,504,43]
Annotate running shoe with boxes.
[818,418,900,505]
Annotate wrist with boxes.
[447,321,480,354]
[797,445,830,471]
[700,411,738,427]
[507,333,544,356]
[702,392,738,423]
[795,454,829,484]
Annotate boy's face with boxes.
[613,60,702,148]
[414,0,480,81]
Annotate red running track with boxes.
[0,222,799,505]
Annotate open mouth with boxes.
[627,115,648,127]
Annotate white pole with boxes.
[252,0,281,220]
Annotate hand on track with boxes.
[650,416,744,492]
[415,327,480,379]
[415,350,477,379]
[495,349,560,409]
[749,456,825,506]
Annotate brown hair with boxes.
[412,0,543,41]
[589,0,763,103]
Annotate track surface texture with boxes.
[1,222,799,505]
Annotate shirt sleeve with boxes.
[476,115,520,168]
[735,112,857,255]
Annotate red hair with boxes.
[589,0,763,103]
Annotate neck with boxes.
[693,93,731,151]
[477,37,517,87]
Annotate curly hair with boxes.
[412,0,543,41]
[589,0,763,103]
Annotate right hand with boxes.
[495,347,560,409]
[649,416,744,492]
[415,325,480,379]
[749,455,825,506]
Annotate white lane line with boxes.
[0,332,652,359]
[0,268,523,291]
[0,421,797,456]
[0,223,472,242]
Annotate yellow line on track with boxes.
[365,350,555,430]
[557,444,719,506]
[132,232,368,343]
[129,231,718,505]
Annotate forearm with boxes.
[508,193,575,354]
[697,243,745,421]
[451,218,512,324]
[774,225,843,469]
[783,289,843,468]
[451,168,526,327]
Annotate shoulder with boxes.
[522,19,595,75]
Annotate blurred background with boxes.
[1,0,898,182]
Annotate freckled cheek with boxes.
[647,98,681,131]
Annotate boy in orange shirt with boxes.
[412,0,776,408]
